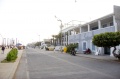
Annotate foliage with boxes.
[57,32,62,39]
[35,42,41,46]
[92,32,120,47]
[6,48,18,61]
[66,43,78,53]
[92,32,120,60]
[57,32,62,43]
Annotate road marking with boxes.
[26,70,30,79]
[32,49,117,79]
[25,52,30,79]
[26,58,27,64]
[36,50,116,79]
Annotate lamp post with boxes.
[60,22,63,46]
[55,16,64,52]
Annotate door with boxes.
[104,47,110,55]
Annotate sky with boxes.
[0,0,120,45]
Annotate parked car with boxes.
[54,46,61,51]
[47,45,55,51]
[54,46,65,52]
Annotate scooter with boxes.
[70,48,76,56]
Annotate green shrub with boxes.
[6,48,18,61]
[66,43,78,53]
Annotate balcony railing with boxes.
[68,26,115,43]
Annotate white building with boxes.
[61,5,120,56]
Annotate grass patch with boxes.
[1,59,15,63]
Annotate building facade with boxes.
[62,5,120,56]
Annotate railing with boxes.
[68,26,115,43]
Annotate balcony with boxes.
[68,26,115,43]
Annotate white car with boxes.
[54,46,61,51]
[54,46,65,51]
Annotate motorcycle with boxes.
[70,48,76,56]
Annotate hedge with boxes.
[6,48,18,61]
[66,43,78,53]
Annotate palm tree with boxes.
[50,38,53,45]
[54,35,59,46]
[57,32,62,45]
[52,35,55,46]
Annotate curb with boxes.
[8,50,23,79]
[76,54,120,63]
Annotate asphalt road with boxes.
[14,48,120,79]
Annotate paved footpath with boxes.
[76,53,118,61]
[0,48,23,79]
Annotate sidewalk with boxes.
[0,48,23,79]
[76,53,119,61]
[38,48,119,62]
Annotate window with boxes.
[90,40,96,52]
[102,24,107,28]
[110,22,113,26]
[91,27,98,30]
[92,43,95,51]
[82,41,87,51]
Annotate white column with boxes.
[65,35,67,45]
[88,24,90,32]
[68,31,70,36]
[72,30,75,35]
[113,15,117,32]
[110,47,114,56]
[66,31,68,45]
[64,33,65,46]
[98,20,101,29]
[68,31,70,44]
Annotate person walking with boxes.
[1,45,5,54]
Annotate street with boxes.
[14,48,120,79]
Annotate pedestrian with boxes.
[1,45,5,54]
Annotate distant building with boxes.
[43,39,51,46]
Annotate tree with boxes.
[66,43,78,53]
[54,35,59,46]
[35,42,41,47]
[92,32,120,60]
[58,32,62,45]
[52,35,55,46]
[54,32,62,45]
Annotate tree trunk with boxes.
[112,46,120,60]
[112,46,117,57]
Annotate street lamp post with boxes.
[60,23,63,46]
[55,16,64,52]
